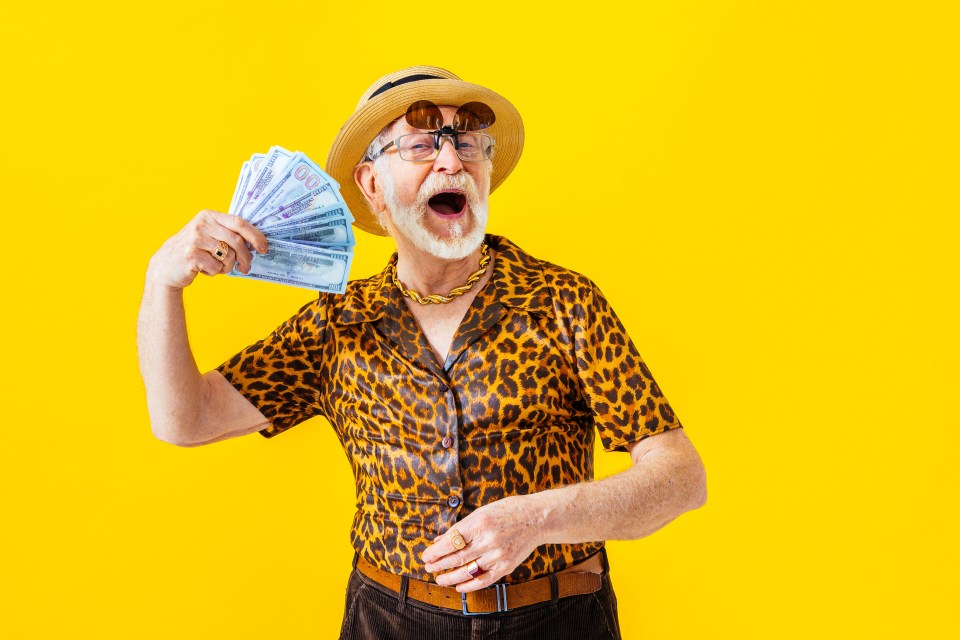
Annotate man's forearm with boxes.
[136,274,204,443]
[533,448,707,545]
[137,212,269,445]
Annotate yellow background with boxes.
[2,1,957,637]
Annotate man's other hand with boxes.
[422,494,547,593]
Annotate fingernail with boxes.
[259,244,268,253]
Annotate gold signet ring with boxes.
[449,529,467,551]
[213,240,229,262]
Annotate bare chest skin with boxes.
[401,259,495,366]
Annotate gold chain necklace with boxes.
[391,243,491,305]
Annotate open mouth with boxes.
[427,190,467,216]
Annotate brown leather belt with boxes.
[355,552,605,616]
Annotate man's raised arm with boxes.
[137,210,271,447]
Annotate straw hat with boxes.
[325,65,524,236]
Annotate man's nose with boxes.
[432,137,464,174]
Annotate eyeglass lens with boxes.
[396,132,492,161]
[453,102,496,131]
[405,100,444,130]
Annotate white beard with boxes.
[375,159,489,260]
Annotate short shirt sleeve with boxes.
[570,279,683,452]
[215,296,330,438]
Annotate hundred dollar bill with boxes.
[247,154,339,223]
[251,185,345,228]
[285,242,352,252]
[236,146,294,219]
[228,153,266,215]
[228,238,353,293]
[268,217,356,247]
[263,205,352,235]
[228,161,248,215]
[258,203,353,232]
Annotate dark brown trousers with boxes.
[338,549,622,640]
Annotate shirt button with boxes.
[447,495,461,508]
[441,436,453,449]
[440,384,450,393]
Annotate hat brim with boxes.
[325,79,524,236]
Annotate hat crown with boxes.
[356,65,462,109]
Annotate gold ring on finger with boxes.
[449,528,467,551]
[212,240,229,262]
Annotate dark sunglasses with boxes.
[404,100,496,131]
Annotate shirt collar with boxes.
[334,234,553,325]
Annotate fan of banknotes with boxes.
[226,145,355,293]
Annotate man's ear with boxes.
[355,162,386,214]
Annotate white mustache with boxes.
[415,172,483,210]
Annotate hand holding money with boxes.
[147,210,268,291]
[226,146,356,293]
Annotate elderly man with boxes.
[138,66,707,639]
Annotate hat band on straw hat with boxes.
[367,74,445,100]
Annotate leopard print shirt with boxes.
[216,234,683,583]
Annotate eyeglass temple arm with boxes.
[373,140,396,159]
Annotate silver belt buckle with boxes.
[461,583,509,616]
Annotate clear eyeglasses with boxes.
[376,130,496,163]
